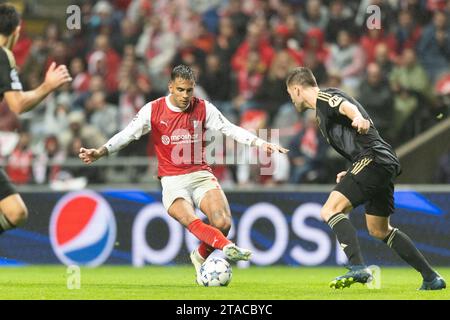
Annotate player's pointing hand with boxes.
[79,147,102,165]
[351,116,370,134]
[262,143,289,155]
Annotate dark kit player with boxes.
[0,4,72,234]
[286,67,445,290]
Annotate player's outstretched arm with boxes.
[205,102,289,154]
[79,146,108,165]
[79,102,152,165]
[4,62,72,114]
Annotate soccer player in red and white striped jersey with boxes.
[79,65,288,285]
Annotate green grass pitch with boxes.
[0,266,448,300]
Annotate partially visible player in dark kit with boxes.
[0,4,72,235]
[286,67,446,290]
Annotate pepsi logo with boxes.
[50,191,116,266]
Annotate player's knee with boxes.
[368,226,390,240]
[5,204,28,227]
[210,211,231,235]
[321,202,351,222]
[320,206,342,222]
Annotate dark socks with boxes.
[327,213,365,266]
[383,228,436,281]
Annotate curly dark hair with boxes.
[0,4,20,37]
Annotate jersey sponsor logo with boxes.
[171,133,200,144]
[49,191,117,266]
[328,95,343,108]
[10,69,23,90]
[161,135,170,145]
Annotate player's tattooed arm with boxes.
[338,101,370,134]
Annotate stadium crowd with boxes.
[2,0,450,186]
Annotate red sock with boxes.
[188,219,231,250]
[198,242,214,260]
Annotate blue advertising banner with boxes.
[0,190,448,267]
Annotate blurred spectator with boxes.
[21,36,48,78]
[126,0,153,25]
[358,63,394,140]
[231,50,266,114]
[70,57,90,95]
[417,10,450,83]
[200,54,233,117]
[389,48,433,141]
[326,29,366,93]
[64,136,104,184]
[193,21,215,54]
[395,10,423,54]
[288,110,327,184]
[303,51,327,86]
[172,33,207,72]
[6,132,33,184]
[88,0,122,43]
[136,14,177,92]
[325,0,354,43]
[11,22,33,68]
[236,110,269,185]
[272,23,304,65]
[231,22,275,73]
[43,92,71,136]
[118,81,146,126]
[87,34,121,93]
[360,28,398,64]
[374,43,395,75]
[59,111,106,152]
[33,135,66,184]
[73,74,106,110]
[113,18,140,55]
[297,0,329,34]
[221,0,250,44]
[118,45,153,98]
[303,28,329,64]
[253,50,296,123]
[213,16,240,69]
[86,91,118,137]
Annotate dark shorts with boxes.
[0,169,17,200]
[334,157,396,217]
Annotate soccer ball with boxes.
[200,257,232,287]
